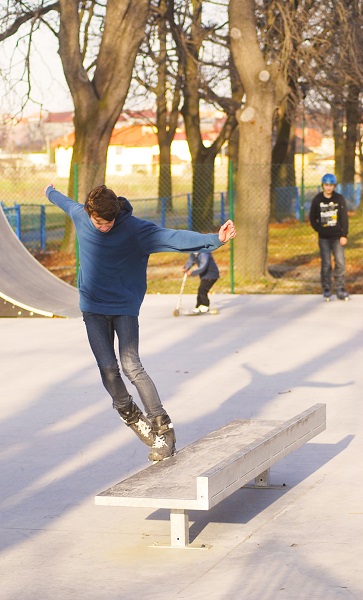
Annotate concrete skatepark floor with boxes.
[1,294,362,599]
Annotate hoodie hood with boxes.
[117,196,133,221]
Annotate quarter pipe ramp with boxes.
[0,205,80,318]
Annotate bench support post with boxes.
[255,468,270,487]
[170,508,189,547]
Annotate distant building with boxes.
[51,122,225,178]
[294,127,335,179]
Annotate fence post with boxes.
[74,164,80,280]
[357,182,361,208]
[187,194,192,230]
[228,161,235,294]
[295,187,300,220]
[15,204,21,240]
[40,205,46,251]
[221,192,225,224]
[161,197,166,227]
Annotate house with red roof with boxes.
[51,121,224,178]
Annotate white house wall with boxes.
[55,145,159,178]
[170,139,190,161]
[55,147,73,178]
[107,146,158,175]
[54,138,218,178]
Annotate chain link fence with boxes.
[0,161,362,295]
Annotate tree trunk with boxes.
[271,103,296,221]
[176,0,237,231]
[332,102,345,184]
[61,115,118,251]
[228,127,239,203]
[158,146,173,211]
[192,157,215,231]
[271,109,296,185]
[235,109,274,278]
[181,73,237,230]
[343,83,360,184]
[57,0,149,252]
[182,110,235,231]
[228,53,243,219]
[229,0,288,280]
[156,0,181,213]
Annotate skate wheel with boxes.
[210,308,219,315]
[173,309,180,317]
[152,451,177,464]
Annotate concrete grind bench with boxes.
[95,403,326,548]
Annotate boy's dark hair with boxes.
[84,185,123,220]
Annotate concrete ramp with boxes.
[0,205,80,318]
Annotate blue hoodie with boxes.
[184,250,220,280]
[46,188,223,316]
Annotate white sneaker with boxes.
[199,305,209,313]
[148,416,176,462]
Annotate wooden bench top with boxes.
[95,403,326,511]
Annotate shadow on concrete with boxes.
[145,436,354,544]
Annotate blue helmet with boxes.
[322,173,337,185]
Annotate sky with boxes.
[0,28,74,117]
[0,2,229,119]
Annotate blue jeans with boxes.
[318,238,345,291]
[82,312,166,419]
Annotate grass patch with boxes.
[35,208,363,295]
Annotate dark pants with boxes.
[82,312,166,419]
[318,238,345,291]
[196,278,218,308]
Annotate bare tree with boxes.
[322,1,363,184]
[136,0,241,230]
[155,0,183,209]
[229,0,288,279]
[0,0,149,250]
[229,0,363,281]
[273,1,363,190]
[134,0,183,210]
[170,0,240,231]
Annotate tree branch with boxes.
[0,2,59,42]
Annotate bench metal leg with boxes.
[170,508,189,547]
[246,467,286,490]
[255,468,270,487]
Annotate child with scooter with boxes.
[182,250,220,313]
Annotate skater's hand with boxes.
[219,220,236,243]
[340,236,347,246]
[44,183,55,195]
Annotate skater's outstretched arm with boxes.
[44,184,82,219]
[218,220,236,243]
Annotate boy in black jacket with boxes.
[309,173,349,301]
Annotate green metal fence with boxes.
[0,162,362,295]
